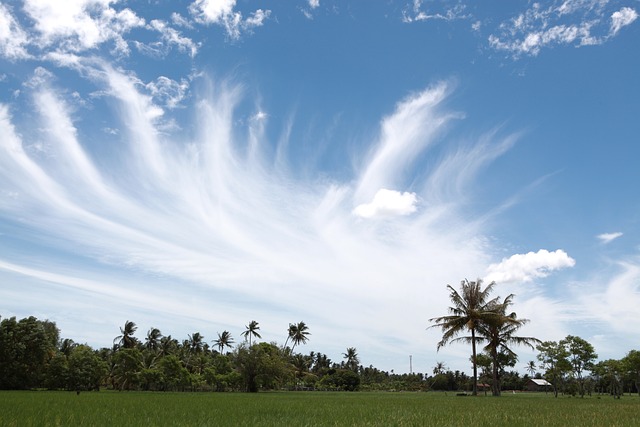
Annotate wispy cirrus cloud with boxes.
[0,61,529,368]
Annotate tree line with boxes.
[1,279,638,395]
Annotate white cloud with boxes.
[484,249,576,284]
[610,7,638,35]
[353,189,418,219]
[597,231,623,244]
[403,0,470,23]
[145,76,190,109]
[488,1,637,57]
[189,0,270,39]
[190,0,236,24]
[23,0,145,54]
[149,19,199,57]
[0,3,30,60]
[0,67,513,371]
[309,0,320,9]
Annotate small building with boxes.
[526,378,552,392]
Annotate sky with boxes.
[0,0,639,375]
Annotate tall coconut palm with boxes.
[213,330,234,355]
[477,295,541,396]
[343,347,359,372]
[290,321,310,353]
[284,323,297,349]
[429,279,500,396]
[241,320,261,346]
[114,320,138,349]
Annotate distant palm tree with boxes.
[290,321,310,353]
[433,361,447,376]
[284,323,297,349]
[145,327,162,352]
[477,295,541,396]
[429,279,500,396]
[188,332,205,354]
[114,320,138,349]
[525,360,537,377]
[213,330,235,355]
[343,347,360,372]
[242,320,261,346]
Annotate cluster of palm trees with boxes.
[430,278,540,396]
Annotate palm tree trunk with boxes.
[471,328,478,396]
[491,347,500,396]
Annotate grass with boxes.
[0,391,639,426]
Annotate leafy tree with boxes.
[477,295,540,396]
[241,320,261,346]
[112,347,142,390]
[342,347,360,372]
[429,278,500,395]
[114,320,138,349]
[233,342,288,392]
[318,369,360,391]
[537,340,571,397]
[67,345,107,392]
[561,335,598,397]
[0,316,59,389]
[621,350,640,396]
[158,355,190,391]
[213,331,234,355]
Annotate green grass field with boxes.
[1,391,639,426]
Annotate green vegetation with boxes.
[1,391,639,426]
[2,279,639,397]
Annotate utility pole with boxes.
[409,355,413,374]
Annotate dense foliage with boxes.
[1,310,638,395]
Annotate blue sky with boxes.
[0,0,639,375]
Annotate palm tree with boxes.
[429,278,500,396]
[145,327,162,352]
[477,295,541,396]
[213,330,234,355]
[241,320,261,346]
[525,360,537,377]
[290,321,310,353]
[343,347,360,372]
[188,332,205,354]
[114,320,138,349]
[284,323,297,349]
[432,361,447,376]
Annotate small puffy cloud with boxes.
[597,232,623,244]
[611,7,638,35]
[190,0,236,24]
[484,249,576,284]
[0,3,30,60]
[145,76,190,109]
[189,0,270,39]
[353,189,418,219]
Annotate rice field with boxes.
[1,391,638,426]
